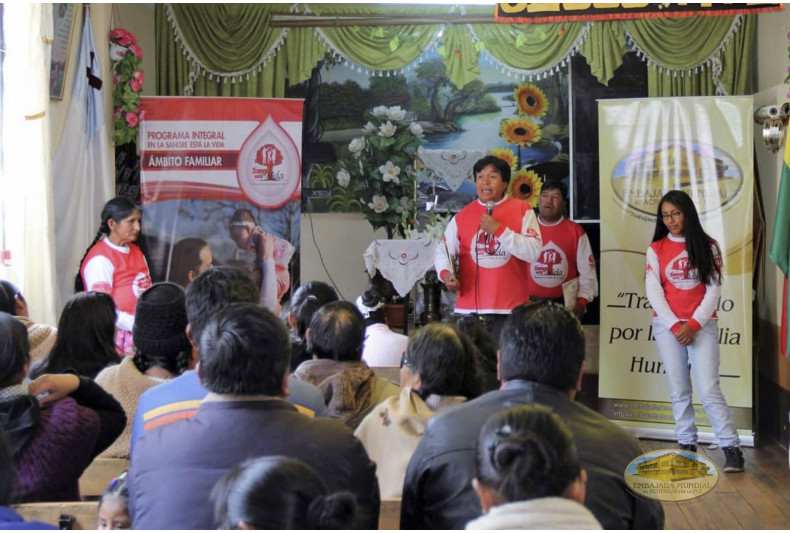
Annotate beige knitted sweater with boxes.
[95,357,169,458]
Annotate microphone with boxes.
[486,201,495,216]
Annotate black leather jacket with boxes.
[401,380,665,529]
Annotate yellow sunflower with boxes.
[489,148,517,171]
[514,83,549,118]
[508,168,543,207]
[500,118,542,147]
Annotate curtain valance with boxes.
[156,4,754,98]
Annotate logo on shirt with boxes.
[133,272,153,298]
[531,242,568,287]
[471,230,510,269]
[664,251,700,290]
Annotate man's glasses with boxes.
[400,352,414,370]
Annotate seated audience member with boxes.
[295,301,399,428]
[28,292,119,380]
[129,303,380,529]
[0,312,125,502]
[455,314,500,392]
[355,323,483,498]
[97,471,131,530]
[355,287,408,369]
[288,281,338,371]
[0,427,56,529]
[467,405,601,530]
[401,301,665,530]
[129,267,326,455]
[212,456,358,530]
[96,283,191,458]
[168,238,213,288]
[0,280,57,364]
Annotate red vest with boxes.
[529,218,586,299]
[82,240,152,316]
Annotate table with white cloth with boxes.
[363,239,440,333]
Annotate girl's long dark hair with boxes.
[652,190,721,286]
[74,197,140,293]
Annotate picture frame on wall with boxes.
[49,3,77,100]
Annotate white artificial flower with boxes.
[379,161,401,184]
[348,137,366,156]
[372,105,389,117]
[396,196,411,213]
[336,169,351,187]
[368,194,388,213]
[378,121,397,138]
[409,122,424,137]
[387,106,406,121]
[362,121,377,134]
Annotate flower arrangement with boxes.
[109,28,143,145]
[335,106,426,238]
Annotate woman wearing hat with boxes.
[95,282,192,458]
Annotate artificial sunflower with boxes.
[508,168,543,207]
[489,148,517,171]
[514,83,549,118]
[500,118,542,147]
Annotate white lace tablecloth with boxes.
[363,239,439,297]
[417,148,488,192]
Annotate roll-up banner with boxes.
[138,97,303,304]
[598,97,753,445]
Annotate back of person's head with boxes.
[169,238,209,288]
[475,405,581,503]
[406,323,483,399]
[307,301,365,362]
[0,312,29,388]
[212,456,357,530]
[499,301,584,390]
[355,287,386,326]
[98,471,131,530]
[198,303,290,396]
[291,281,338,338]
[0,280,23,315]
[75,197,140,292]
[0,427,15,506]
[454,315,498,387]
[33,291,117,379]
[132,283,192,376]
[473,155,512,184]
[185,266,259,343]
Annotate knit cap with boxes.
[133,282,191,355]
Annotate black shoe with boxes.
[679,443,697,452]
[722,446,744,473]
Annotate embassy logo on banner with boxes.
[611,142,744,219]
[624,449,719,502]
[495,3,782,24]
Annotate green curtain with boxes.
[155,4,755,98]
[623,15,754,96]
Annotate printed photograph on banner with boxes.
[138,97,303,306]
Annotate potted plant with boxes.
[335,106,426,239]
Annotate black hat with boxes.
[133,282,191,355]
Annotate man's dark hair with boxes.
[541,180,567,201]
[198,303,290,396]
[0,312,30,388]
[307,301,365,362]
[473,156,511,184]
[185,266,259,343]
[499,301,584,390]
[291,281,338,338]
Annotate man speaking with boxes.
[435,156,542,340]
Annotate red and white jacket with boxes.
[529,216,598,306]
[81,238,152,332]
[645,234,721,334]
[435,197,542,314]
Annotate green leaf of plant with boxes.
[390,36,400,52]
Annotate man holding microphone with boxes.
[435,156,543,341]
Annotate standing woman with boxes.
[645,190,743,472]
[76,197,152,356]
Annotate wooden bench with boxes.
[13,501,98,530]
[78,458,129,498]
[378,497,401,530]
